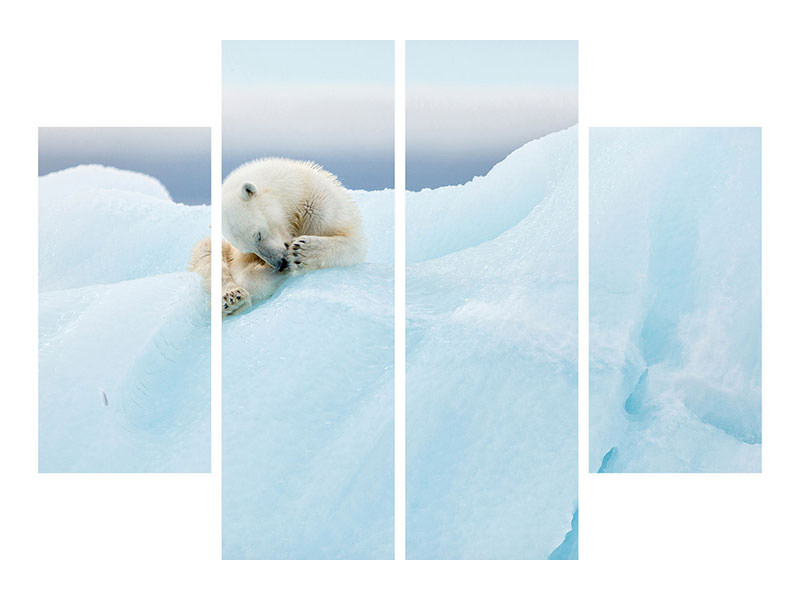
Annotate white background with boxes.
[2,1,797,598]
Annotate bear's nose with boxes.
[278,257,288,272]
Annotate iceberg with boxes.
[406,127,578,559]
[38,166,210,473]
[590,128,761,473]
[221,189,395,559]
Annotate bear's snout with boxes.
[254,242,288,271]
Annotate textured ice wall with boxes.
[222,189,394,559]
[406,127,578,559]
[38,166,210,472]
[590,128,761,473]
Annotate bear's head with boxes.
[222,180,291,271]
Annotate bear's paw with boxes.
[222,285,251,316]
[288,236,323,272]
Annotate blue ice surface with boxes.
[590,127,761,473]
[38,166,210,473]
[221,189,394,559]
[406,126,578,559]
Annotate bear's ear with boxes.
[241,182,257,201]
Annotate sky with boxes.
[38,128,211,205]
[39,43,578,199]
[222,41,394,190]
[406,41,578,190]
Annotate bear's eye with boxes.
[255,231,262,242]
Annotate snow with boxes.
[406,127,578,559]
[38,134,581,556]
[221,188,394,559]
[590,128,761,473]
[38,165,210,472]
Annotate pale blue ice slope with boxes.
[406,127,579,559]
[221,189,395,559]
[38,166,210,472]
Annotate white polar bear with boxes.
[190,158,367,315]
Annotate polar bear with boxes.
[190,158,367,315]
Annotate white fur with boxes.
[190,159,367,315]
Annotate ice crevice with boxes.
[590,128,761,473]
